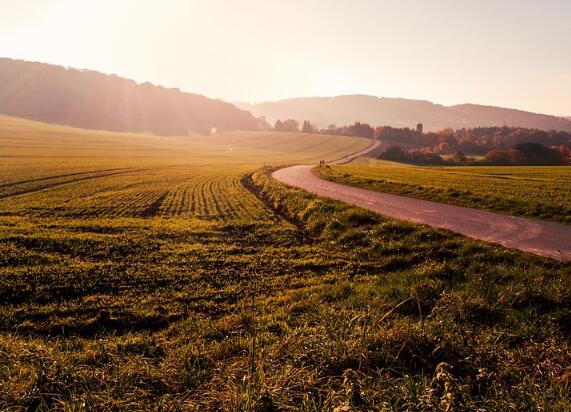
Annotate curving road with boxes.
[273,143,571,261]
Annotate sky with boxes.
[1,0,570,116]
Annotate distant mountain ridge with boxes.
[0,58,260,135]
[236,95,571,133]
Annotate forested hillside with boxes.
[239,95,571,132]
[0,59,261,135]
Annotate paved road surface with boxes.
[273,146,571,261]
[327,139,382,165]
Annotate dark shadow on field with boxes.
[15,310,184,338]
[139,191,169,217]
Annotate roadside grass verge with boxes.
[0,167,568,410]
[316,158,571,224]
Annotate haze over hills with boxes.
[237,95,571,133]
[0,58,260,136]
[2,58,570,137]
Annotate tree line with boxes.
[376,126,570,166]
[375,125,570,155]
[269,118,374,138]
[269,117,570,166]
[379,142,569,166]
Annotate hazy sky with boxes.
[1,0,570,115]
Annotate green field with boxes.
[0,116,570,410]
[0,115,367,218]
[317,157,571,224]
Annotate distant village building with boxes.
[416,123,423,134]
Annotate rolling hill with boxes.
[1,114,568,409]
[0,58,261,136]
[237,95,571,132]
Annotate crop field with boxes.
[0,115,368,220]
[317,157,571,223]
[0,116,570,410]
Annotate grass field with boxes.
[316,157,571,224]
[0,115,371,220]
[0,116,570,410]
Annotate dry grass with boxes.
[0,117,569,410]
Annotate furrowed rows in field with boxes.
[0,166,272,221]
[73,189,169,218]
[160,173,271,220]
[0,168,142,199]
